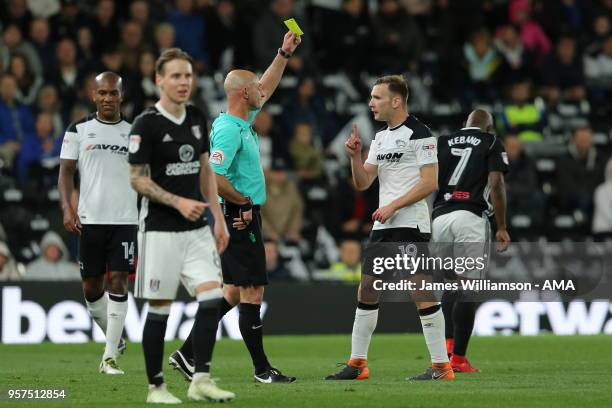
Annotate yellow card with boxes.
[284,18,304,36]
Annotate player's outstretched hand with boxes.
[232,208,253,230]
[176,197,208,222]
[214,219,230,254]
[62,207,82,234]
[495,229,511,252]
[345,124,362,158]
[281,31,301,54]
[372,204,396,224]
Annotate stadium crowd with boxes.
[0,0,612,282]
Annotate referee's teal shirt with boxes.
[209,109,266,205]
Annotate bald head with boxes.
[224,69,257,95]
[466,109,494,133]
[95,71,122,91]
[224,69,265,110]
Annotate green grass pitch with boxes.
[1,334,610,407]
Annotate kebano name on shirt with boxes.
[84,143,129,155]
[447,135,482,147]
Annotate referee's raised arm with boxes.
[259,31,301,105]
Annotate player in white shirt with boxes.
[58,72,137,375]
[326,75,454,381]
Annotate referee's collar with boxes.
[220,112,250,128]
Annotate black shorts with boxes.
[369,227,431,243]
[79,224,137,278]
[221,205,267,287]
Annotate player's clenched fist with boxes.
[345,124,362,158]
[175,197,209,222]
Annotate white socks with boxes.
[103,293,128,360]
[350,304,379,360]
[419,306,449,364]
[86,293,108,333]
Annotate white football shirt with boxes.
[60,113,138,225]
[366,115,437,232]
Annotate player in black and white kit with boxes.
[128,48,233,404]
[59,72,136,376]
[432,109,510,373]
[326,75,454,382]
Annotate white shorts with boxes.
[432,210,491,279]
[135,226,222,299]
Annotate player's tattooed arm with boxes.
[129,164,179,207]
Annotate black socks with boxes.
[142,311,168,386]
[238,303,270,374]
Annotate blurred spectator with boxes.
[154,23,176,54]
[281,76,336,147]
[76,73,98,113]
[508,0,552,63]
[503,134,544,224]
[253,110,279,170]
[318,0,370,76]
[462,28,501,105]
[16,111,61,183]
[128,50,159,117]
[130,0,156,45]
[8,53,43,106]
[584,34,612,115]
[99,48,125,78]
[535,0,584,41]
[592,158,612,239]
[494,24,534,87]
[29,18,55,70]
[49,0,86,41]
[1,0,33,35]
[541,35,587,107]
[91,0,119,54]
[334,171,378,239]
[25,0,61,19]
[0,241,23,281]
[498,79,545,141]
[168,0,207,69]
[118,21,147,74]
[557,127,606,216]
[0,74,35,171]
[0,23,42,76]
[585,14,611,50]
[24,231,80,280]
[253,0,310,74]
[203,0,237,72]
[36,84,64,136]
[69,103,90,124]
[322,240,361,282]
[261,162,304,243]
[289,123,324,181]
[264,240,292,281]
[76,26,97,74]
[48,38,81,117]
[371,0,424,74]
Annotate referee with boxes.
[172,31,301,384]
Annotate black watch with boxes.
[278,48,292,59]
[240,196,253,212]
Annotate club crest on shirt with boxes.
[129,135,141,153]
[209,150,224,165]
[502,152,509,165]
[179,144,195,162]
[191,125,202,140]
[150,279,160,292]
[395,139,406,148]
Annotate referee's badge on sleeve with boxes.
[192,125,202,139]
[210,150,224,165]
[129,135,141,153]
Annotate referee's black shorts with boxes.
[221,203,267,287]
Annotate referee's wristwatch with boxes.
[278,48,292,59]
